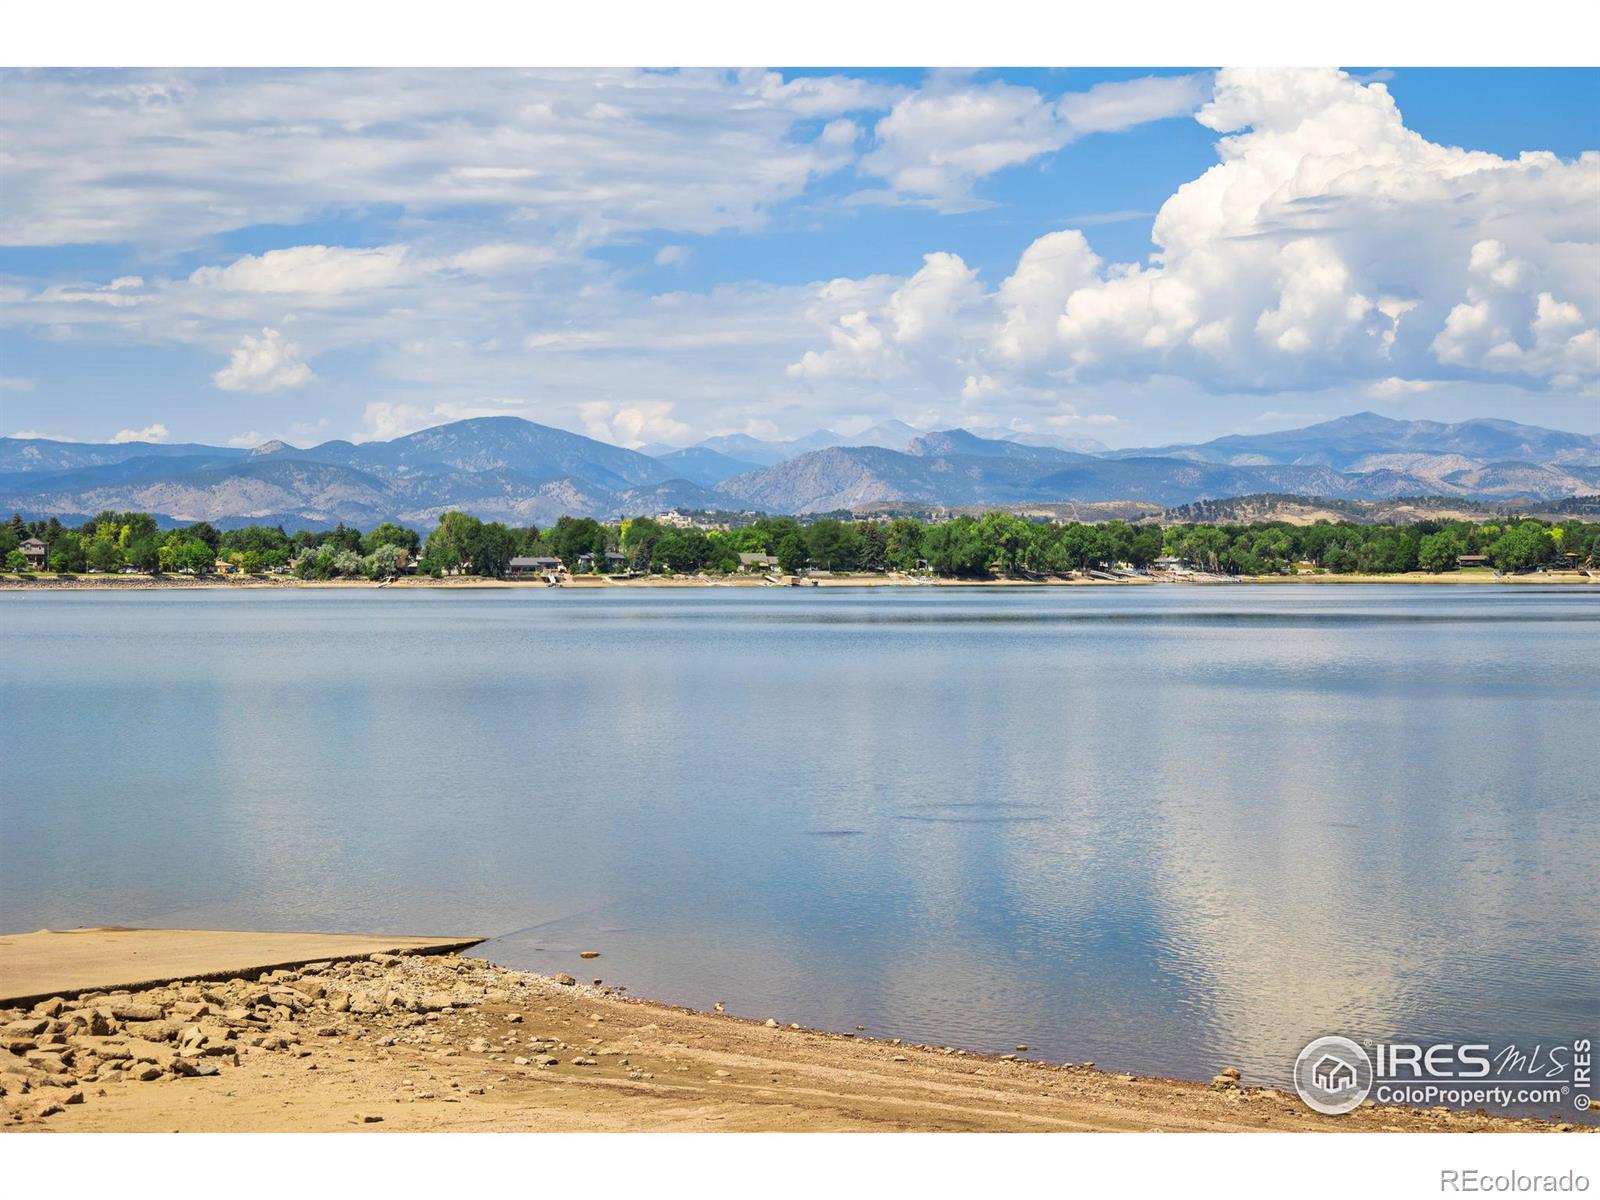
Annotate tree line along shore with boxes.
[4,508,1598,584]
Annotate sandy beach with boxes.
[0,929,1585,1134]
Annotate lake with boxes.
[3,585,1596,1100]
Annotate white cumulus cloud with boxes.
[802,67,1599,417]
[789,253,983,380]
[579,400,693,448]
[190,245,413,294]
[1036,68,1599,391]
[212,328,314,393]
[111,422,170,443]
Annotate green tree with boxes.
[324,522,363,554]
[1127,527,1164,568]
[652,528,710,574]
[979,512,1032,573]
[1489,522,1554,572]
[125,537,161,573]
[4,549,27,572]
[48,531,86,573]
[856,522,888,571]
[1322,544,1357,574]
[181,522,222,552]
[805,519,864,571]
[776,532,809,575]
[550,517,606,570]
[923,517,991,577]
[752,516,803,554]
[366,542,406,579]
[884,518,924,570]
[179,539,215,573]
[85,536,122,572]
[422,511,482,575]
[361,522,421,556]
[1417,531,1464,573]
[467,522,519,578]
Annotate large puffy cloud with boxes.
[804,68,1599,408]
[993,230,1103,364]
[1044,69,1599,391]
[787,252,984,380]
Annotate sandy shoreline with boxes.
[1,934,1586,1133]
[2,570,1594,592]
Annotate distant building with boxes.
[574,550,627,572]
[737,552,778,572]
[19,537,46,568]
[1151,555,1192,572]
[1457,554,1491,568]
[509,555,566,577]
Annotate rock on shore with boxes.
[0,949,589,1126]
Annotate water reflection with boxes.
[2,585,1595,1105]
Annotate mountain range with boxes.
[2,412,1596,528]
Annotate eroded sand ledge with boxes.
[0,930,1585,1133]
[0,928,483,1006]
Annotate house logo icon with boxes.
[1294,1036,1374,1115]
[1312,1053,1358,1093]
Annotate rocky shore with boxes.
[2,950,1586,1133]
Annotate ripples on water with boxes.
[2,585,1596,1113]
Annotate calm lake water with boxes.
[3,585,1597,1100]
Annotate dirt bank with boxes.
[2,950,1583,1133]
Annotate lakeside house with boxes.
[1151,555,1193,573]
[508,555,565,577]
[20,537,46,568]
[738,552,778,572]
[1457,554,1491,568]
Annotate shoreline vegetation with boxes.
[4,507,1596,589]
[4,569,1598,591]
[2,932,1582,1134]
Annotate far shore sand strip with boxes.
[1,927,1588,1133]
[2,569,1595,592]
[0,928,483,1007]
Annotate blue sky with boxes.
[0,67,1595,450]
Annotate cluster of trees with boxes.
[0,513,422,580]
[4,509,1595,581]
[291,522,420,580]
[1162,516,1597,576]
[2,512,216,575]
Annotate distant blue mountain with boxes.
[3,412,1594,526]
[649,446,762,487]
